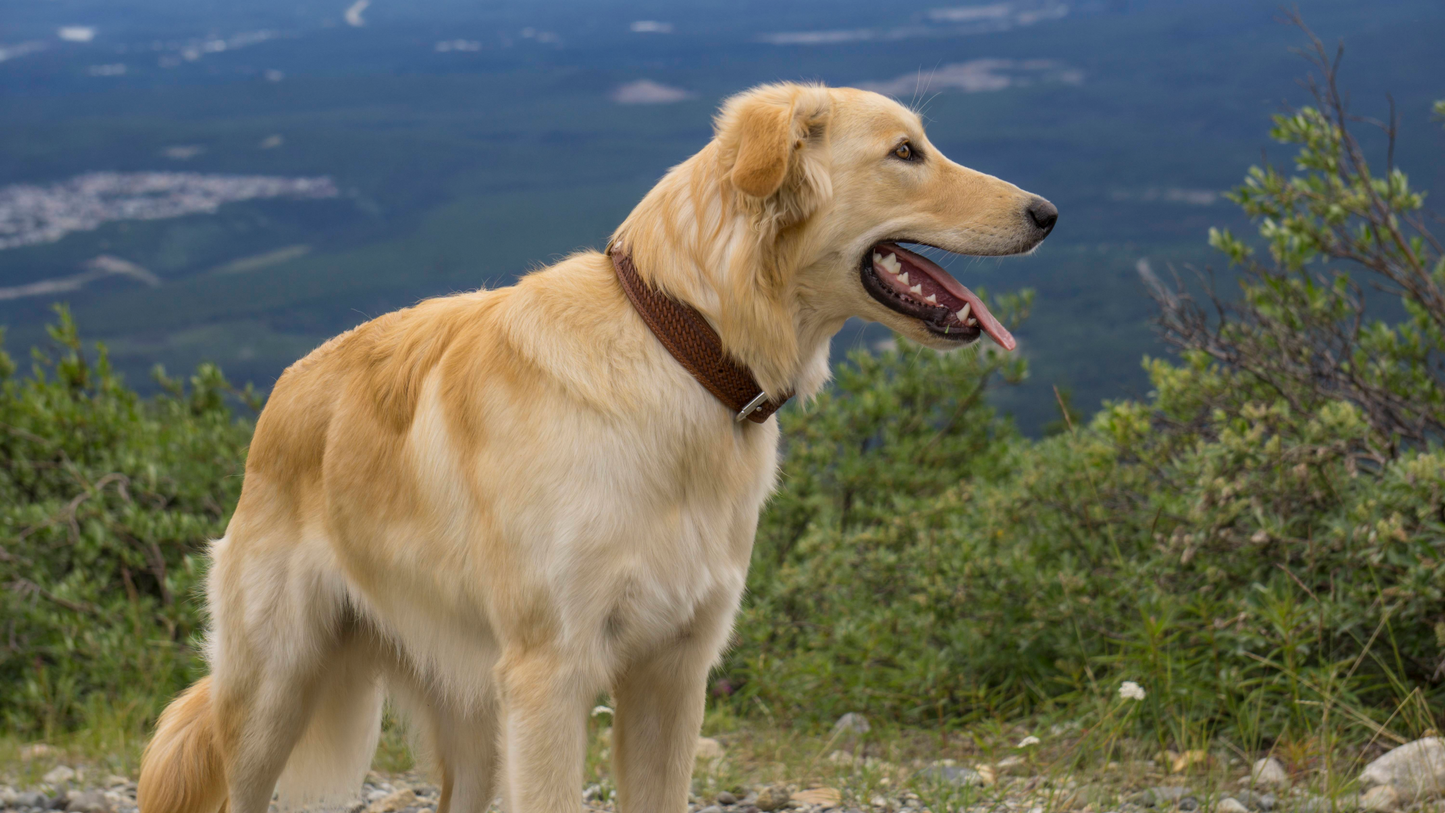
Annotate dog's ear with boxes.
[730,101,795,197]
[717,84,830,204]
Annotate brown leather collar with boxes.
[609,245,790,424]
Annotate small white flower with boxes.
[590,705,614,717]
[1119,681,1146,701]
[1017,735,1041,748]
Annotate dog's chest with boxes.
[545,416,780,647]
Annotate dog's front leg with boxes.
[496,647,592,813]
[611,643,711,813]
[612,589,739,813]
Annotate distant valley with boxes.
[2,0,1442,432]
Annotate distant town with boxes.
[0,172,338,250]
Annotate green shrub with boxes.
[0,307,253,737]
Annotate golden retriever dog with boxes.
[137,82,1055,813]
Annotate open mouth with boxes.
[858,242,1017,350]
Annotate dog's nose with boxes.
[1026,197,1058,235]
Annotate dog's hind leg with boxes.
[389,667,501,813]
[274,635,385,811]
[207,533,368,813]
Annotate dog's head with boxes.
[616,82,1055,395]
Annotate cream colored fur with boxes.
[137,82,1051,813]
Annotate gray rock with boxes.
[1229,790,1275,811]
[832,713,870,736]
[1250,758,1289,789]
[754,785,791,812]
[42,767,76,787]
[66,792,112,813]
[995,755,1031,776]
[1296,796,1357,813]
[14,790,48,808]
[1178,796,1199,812]
[717,791,739,805]
[700,806,725,813]
[918,765,984,787]
[1215,799,1249,813]
[1361,785,1401,813]
[1360,738,1445,800]
[1130,787,1194,808]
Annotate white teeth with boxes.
[968,318,978,326]
[909,285,923,295]
[880,254,901,274]
[958,303,971,322]
[925,294,937,304]
[872,252,883,265]
[897,272,909,285]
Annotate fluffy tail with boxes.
[138,676,228,813]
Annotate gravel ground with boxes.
[0,752,1429,813]
[0,769,1359,813]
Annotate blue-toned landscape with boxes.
[4,0,1442,430]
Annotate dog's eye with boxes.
[892,141,916,161]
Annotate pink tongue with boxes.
[883,243,1017,351]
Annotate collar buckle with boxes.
[734,391,770,423]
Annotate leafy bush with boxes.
[0,307,252,737]
[724,40,1445,748]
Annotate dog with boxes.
[137,81,1055,813]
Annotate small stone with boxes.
[1173,750,1209,774]
[697,737,725,761]
[15,790,48,808]
[832,713,870,736]
[700,806,724,813]
[717,791,738,805]
[1179,796,1199,812]
[792,788,841,808]
[919,765,984,787]
[66,791,112,813]
[1360,737,1445,800]
[1296,796,1357,813]
[43,767,76,786]
[996,755,1031,776]
[1,786,18,806]
[1250,758,1289,789]
[1215,798,1249,813]
[20,744,55,761]
[1229,791,1265,811]
[368,789,418,813]
[1361,785,1401,813]
[1137,787,1193,807]
[102,777,129,790]
[755,785,791,812]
